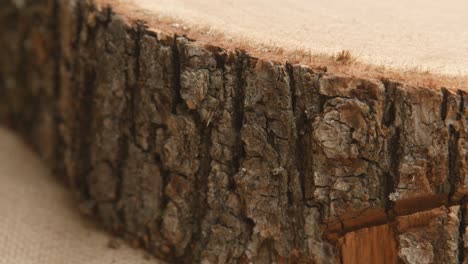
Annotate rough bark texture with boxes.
[0,1,467,263]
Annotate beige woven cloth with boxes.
[0,128,161,264]
[2,0,468,262]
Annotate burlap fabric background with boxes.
[0,128,161,264]
[1,0,467,262]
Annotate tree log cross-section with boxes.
[0,0,467,263]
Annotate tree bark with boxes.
[0,1,467,263]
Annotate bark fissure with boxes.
[1,2,467,263]
[171,36,184,113]
[129,23,144,143]
[457,90,465,121]
[77,68,97,200]
[448,125,460,198]
[115,134,130,228]
[381,79,399,218]
[285,62,297,206]
[441,88,449,121]
[232,50,247,181]
[382,80,396,127]
[52,0,68,178]
[51,0,61,98]
[185,112,213,262]
[387,128,401,213]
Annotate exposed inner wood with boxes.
[121,0,468,76]
[0,0,467,263]
[98,0,468,91]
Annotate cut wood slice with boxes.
[0,0,467,263]
[106,0,468,90]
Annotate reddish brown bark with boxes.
[0,1,466,263]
